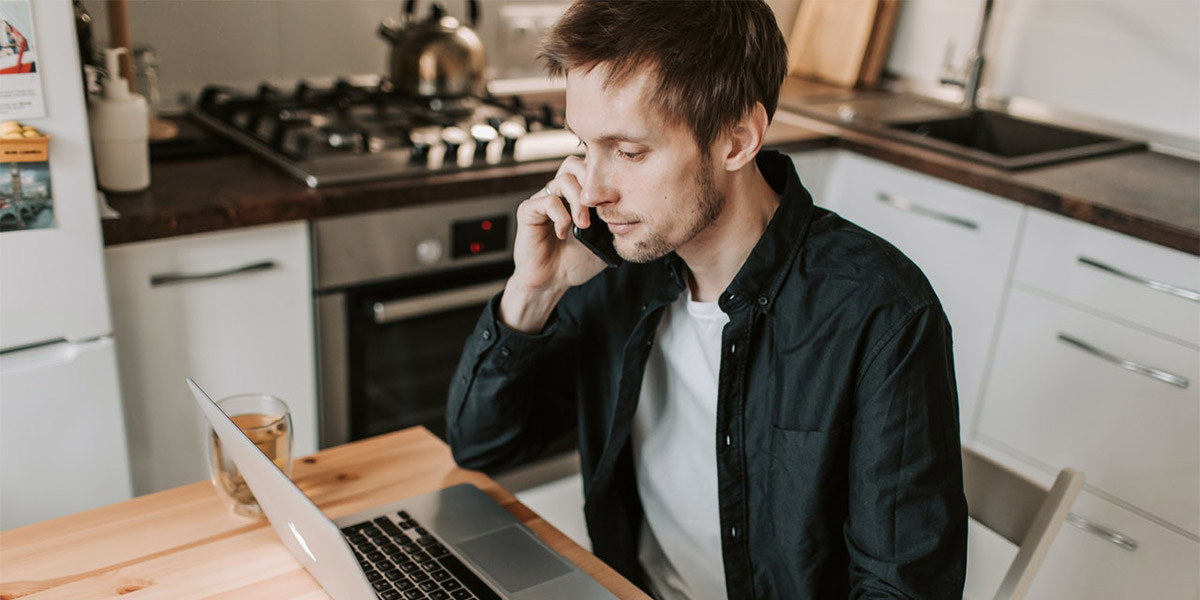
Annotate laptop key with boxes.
[442,580,461,591]
[429,591,450,600]
[436,554,500,600]
[410,571,431,583]
[420,560,440,572]
[380,590,403,600]
[426,543,450,558]
[373,579,395,592]
[403,590,425,600]
[366,568,384,582]
[450,591,472,600]
[383,568,405,581]
[416,535,438,547]
[430,569,451,582]
[419,581,440,593]
[396,579,416,591]
[366,551,387,563]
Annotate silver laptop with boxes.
[189,379,617,600]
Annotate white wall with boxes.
[82,0,1197,146]
[887,0,1199,144]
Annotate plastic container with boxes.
[88,47,149,193]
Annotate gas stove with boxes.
[190,77,579,188]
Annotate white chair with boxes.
[962,446,1085,600]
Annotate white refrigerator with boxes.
[0,0,132,529]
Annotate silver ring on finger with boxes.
[544,185,556,198]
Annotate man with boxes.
[447,1,967,598]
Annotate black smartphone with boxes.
[572,207,622,268]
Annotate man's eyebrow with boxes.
[564,121,651,144]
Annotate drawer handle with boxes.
[1067,514,1139,552]
[876,192,979,231]
[1057,333,1189,389]
[1077,256,1200,303]
[150,260,279,287]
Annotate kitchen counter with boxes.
[0,426,649,599]
[101,81,1199,255]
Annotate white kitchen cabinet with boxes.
[969,443,1199,600]
[804,151,1025,438]
[106,221,317,495]
[1014,209,1200,347]
[977,287,1199,535]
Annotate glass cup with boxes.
[208,394,293,517]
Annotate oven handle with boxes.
[373,280,507,324]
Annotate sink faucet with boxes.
[940,0,995,112]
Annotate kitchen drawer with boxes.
[978,288,1199,535]
[830,153,1024,438]
[973,441,1198,600]
[1014,209,1200,347]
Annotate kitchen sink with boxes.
[880,109,1146,170]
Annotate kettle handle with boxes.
[403,0,479,26]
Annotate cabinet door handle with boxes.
[150,260,279,287]
[876,192,979,230]
[1057,332,1189,389]
[1077,256,1200,303]
[1067,514,1139,552]
[373,281,506,324]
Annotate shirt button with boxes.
[758,296,768,306]
[482,330,491,340]
[646,340,654,348]
[641,303,648,311]
[725,435,731,447]
[731,527,738,538]
[500,346,511,357]
[729,343,737,354]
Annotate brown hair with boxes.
[539,0,789,149]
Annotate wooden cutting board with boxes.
[787,0,882,88]
[858,0,899,88]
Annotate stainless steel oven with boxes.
[313,193,524,448]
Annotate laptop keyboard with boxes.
[342,512,501,600]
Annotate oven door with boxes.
[318,261,511,447]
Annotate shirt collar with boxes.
[655,150,815,315]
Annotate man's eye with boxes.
[617,149,643,160]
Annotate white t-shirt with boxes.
[632,289,729,600]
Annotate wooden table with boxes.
[0,427,648,599]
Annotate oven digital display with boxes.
[451,215,510,258]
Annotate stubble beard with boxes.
[620,155,726,264]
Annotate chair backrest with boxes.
[962,446,1085,600]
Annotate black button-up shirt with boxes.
[447,150,967,599]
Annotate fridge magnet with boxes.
[0,119,53,232]
[0,0,46,119]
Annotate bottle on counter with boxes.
[89,47,150,193]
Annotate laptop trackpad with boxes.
[456,525,573,593]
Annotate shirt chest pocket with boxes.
[764,423,851,554]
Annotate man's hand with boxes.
[500,156,606,333]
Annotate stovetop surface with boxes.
[191,78,579,188]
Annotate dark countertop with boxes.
[102,80,1199,255]
[776,78,1199,256]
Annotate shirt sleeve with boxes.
[445,289,581,474]
[844,304,968,599]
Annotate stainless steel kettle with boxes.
[379,0,486,100]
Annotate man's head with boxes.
[539,0,788,151]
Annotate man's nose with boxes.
[579,161,618,207]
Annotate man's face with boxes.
[565,65,725,264]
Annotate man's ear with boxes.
[722,102,768,172]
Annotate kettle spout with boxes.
[378,18,404,43]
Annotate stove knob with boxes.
[498,120,526,155]
[415,239,444,266]
[470,124,498,157]
[441,126,469,164]
[257,83,280,104]
[410,140,431,164]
